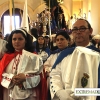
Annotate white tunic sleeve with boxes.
[44,54,54,72]
[17,50,43,74]
[1,72,14,88]
[17,50,43,89]
[44,53,59,72]
[23,74,40,89]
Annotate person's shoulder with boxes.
[0,52,15,61]
[51,49,60,54]
[87,45,100,53]
[52,47,75,69]
[4,53,14,56]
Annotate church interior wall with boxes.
[0,0,99,35]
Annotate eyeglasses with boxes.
[72,27,89,33]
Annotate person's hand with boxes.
[45,71,50,78]
[56,89,74,100]
[12,75,18,85]
[12,73,26,85]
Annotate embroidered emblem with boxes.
[81,73,89,88]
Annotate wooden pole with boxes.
[12,0,16,29]
[48,0,51,36]
[9,0,12,31]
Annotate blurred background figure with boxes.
[56,13,67,30]
[0,32,7,59]
[0,32,4,39]
[50,16,57,34]
[69,34,75,47]
[44,35,51,48]
[30,28,38,48]
[92,34,100,49]
[50,34,58,51]
[30,28,38,42]
[35,36,51,63]
[4,34,10,42]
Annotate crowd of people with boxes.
[0,18,100,100]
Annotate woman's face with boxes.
[38,36,44,45]
[56,35,69,50]
[12,33,26,51]
[95,39,100,44]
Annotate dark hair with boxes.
[4,34,10,41]
[36,35,46,52]
[6,28,35,53]
[55,30,70,41]
[44,36,49,39]
[44,36,51,48]
[78,19,92,29]
[30,28,38,39]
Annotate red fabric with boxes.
[33,52,37,54]
[0,53,15,82]
[0,51,22,82]
[33,51,47,100]
[39,70,48,100]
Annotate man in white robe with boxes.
[50,19,100,100]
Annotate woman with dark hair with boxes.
[44,30,70,75]
[44,30,70,100]
[0,28,47,100]
[6,29,34,53]
[35,36,51,63]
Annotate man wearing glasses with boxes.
[50,19,100,100]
